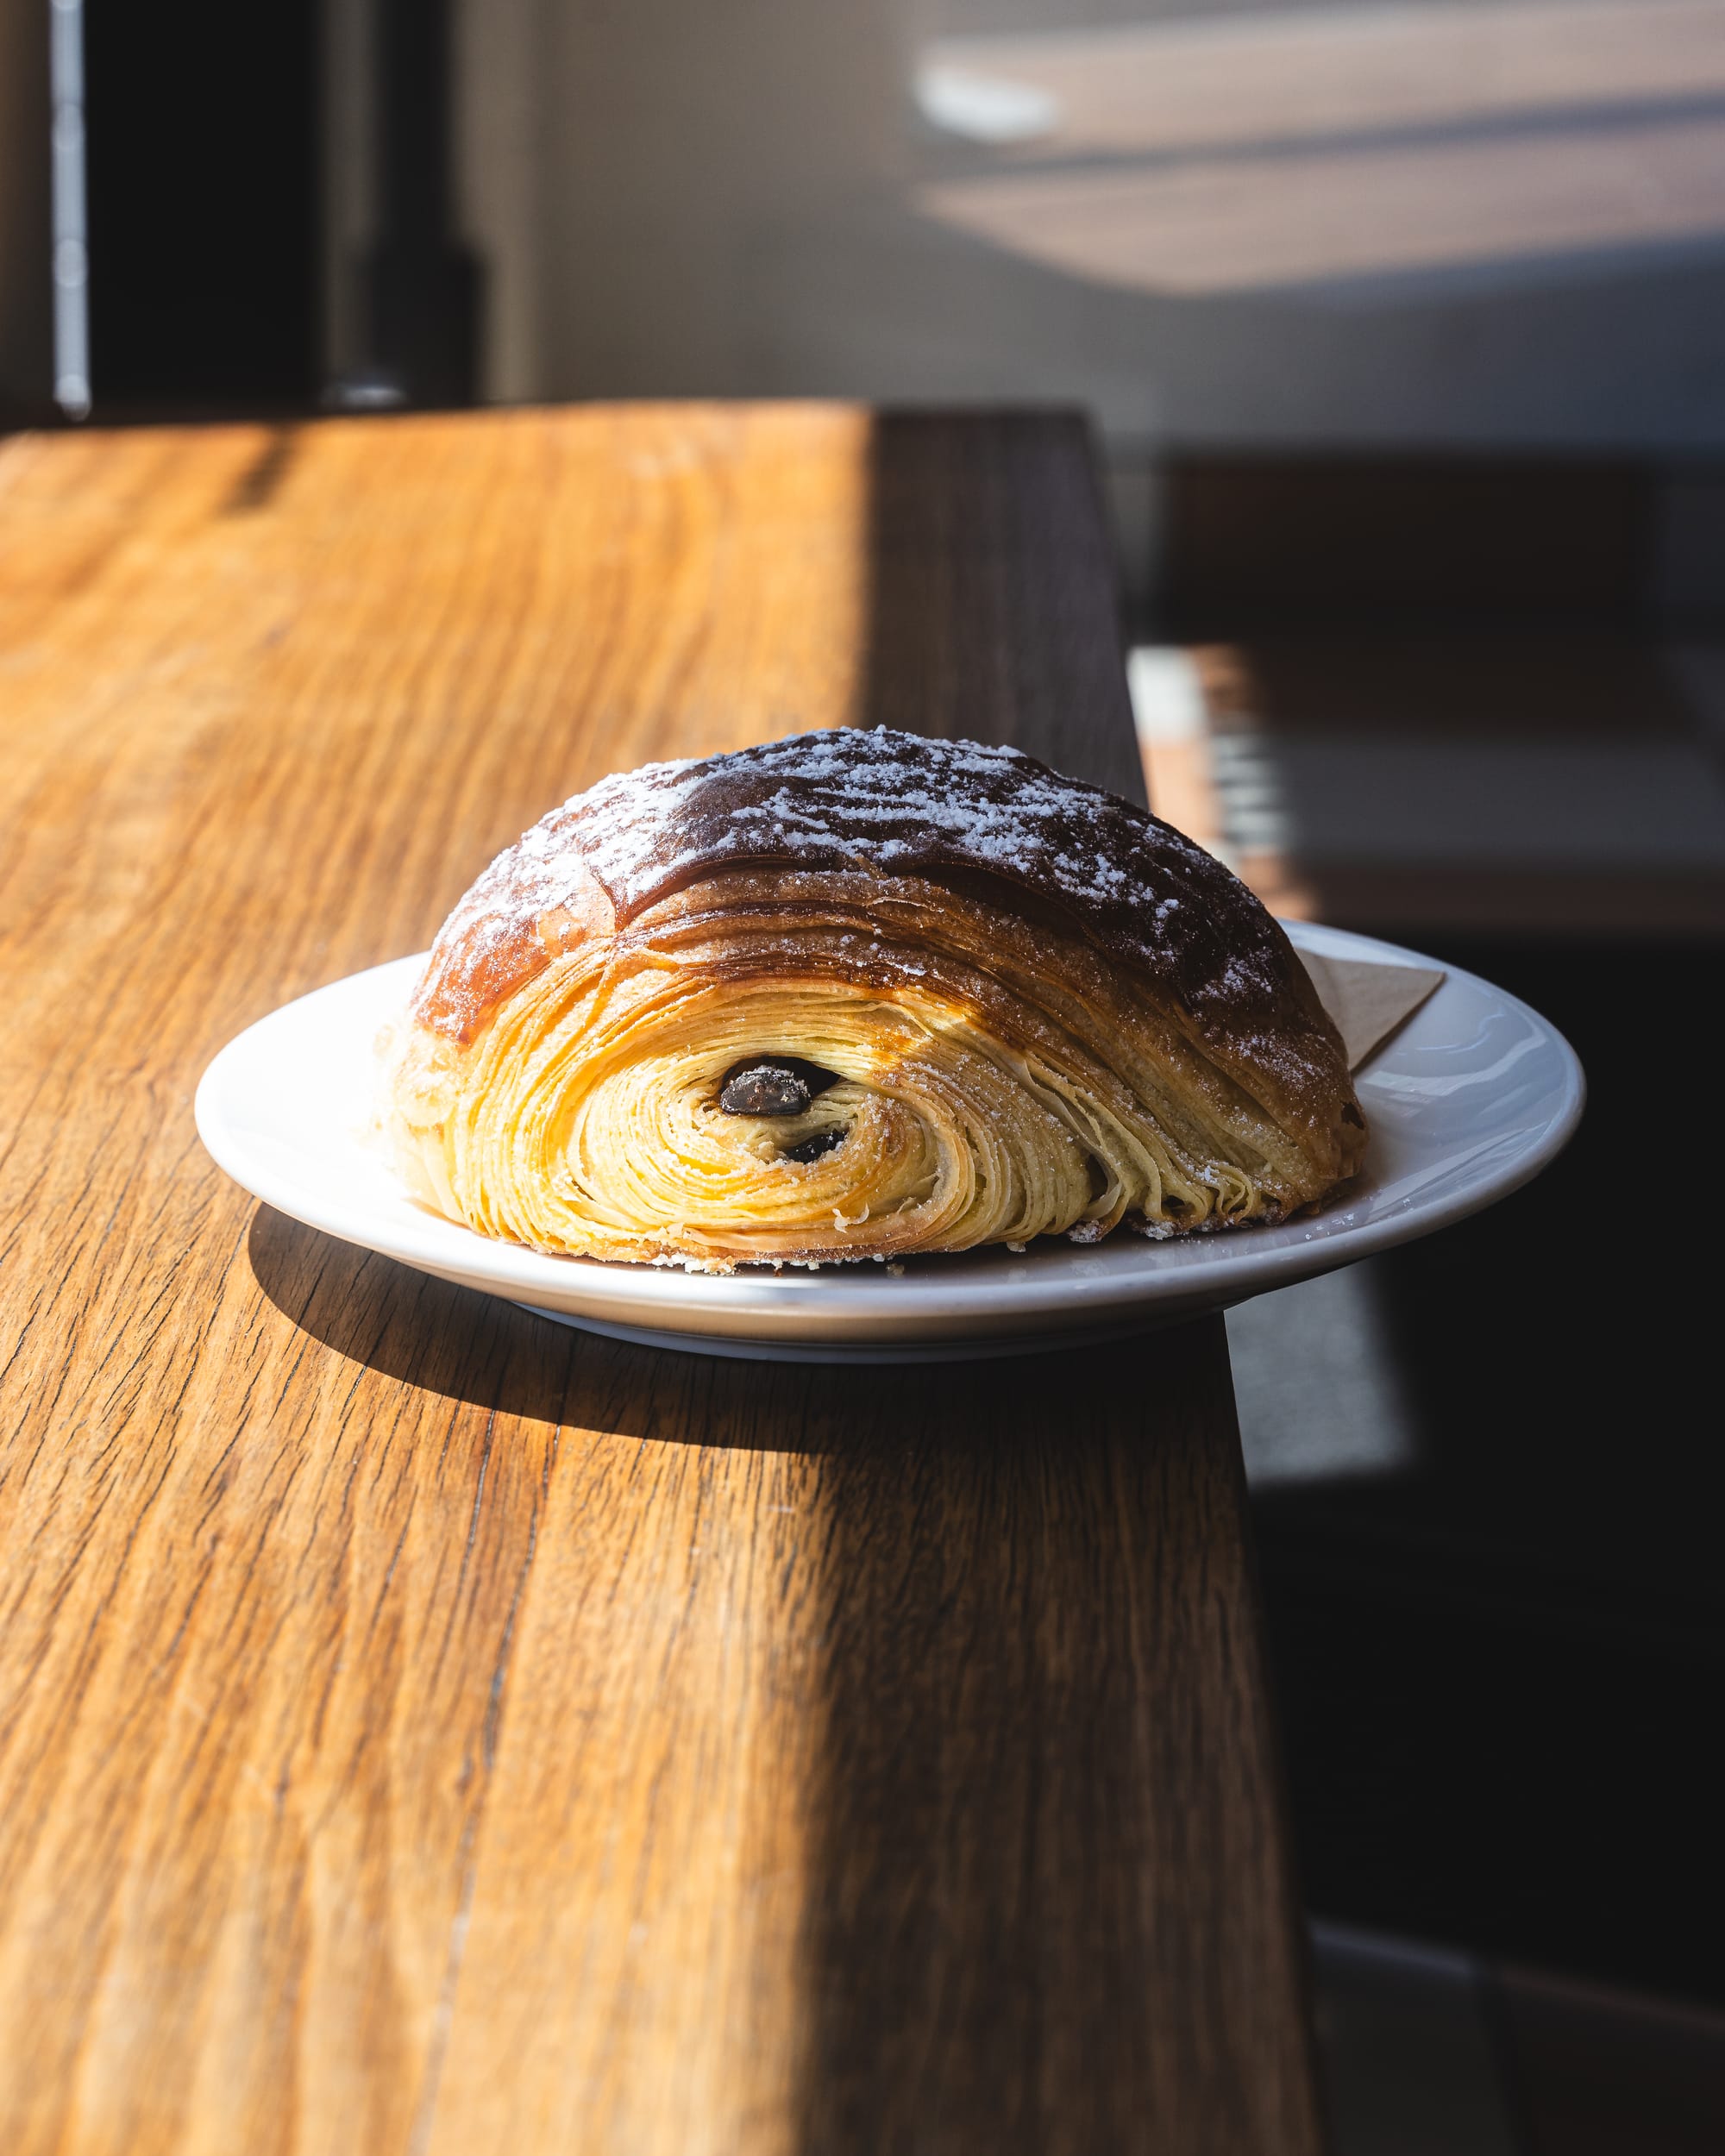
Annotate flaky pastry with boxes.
[385,730,1365,1269]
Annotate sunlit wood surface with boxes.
[0,404,1323,2155]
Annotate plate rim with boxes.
[196,923,1585,1351]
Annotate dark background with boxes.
[85,0,323,416]
[1256,937,1722,2009]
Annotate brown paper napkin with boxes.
[1300,950,1446,1071]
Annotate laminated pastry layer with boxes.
[387,862,1366,1270]
[410,727,1349,1146]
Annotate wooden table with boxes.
[0,406,1325,2155]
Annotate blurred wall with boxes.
[455,0,1725,456]
[457,0,916,407]
[0,0,52,420]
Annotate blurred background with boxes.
[5,2,1724,2146]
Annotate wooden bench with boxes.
[0,404,1325,2155]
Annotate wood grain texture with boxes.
[0,404,1324,2155]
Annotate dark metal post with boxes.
[358,0,480,406]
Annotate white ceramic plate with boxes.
[196,923,1584,1362]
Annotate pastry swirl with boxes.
[386,730,1364,1269]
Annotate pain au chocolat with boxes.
[385,729,1365,1269]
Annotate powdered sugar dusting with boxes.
[574,730,1227,953]
[414,728,1339,1103]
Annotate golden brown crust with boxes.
[415,730,1348,1115]
[392,730,1365,1267]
